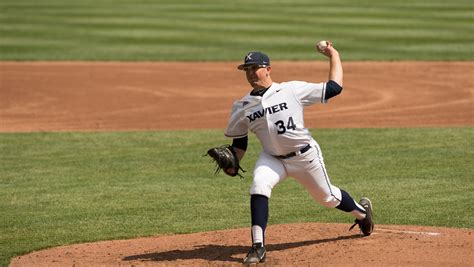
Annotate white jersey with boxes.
[225,81,327,156]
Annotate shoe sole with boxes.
[360,197,374,236]
[243,257,265,264]
[243,251,266,264]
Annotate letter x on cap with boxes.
[238,51,271,70]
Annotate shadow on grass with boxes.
[123,234,363,263]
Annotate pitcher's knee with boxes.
[250,183,272,198]
[319,195,340,208]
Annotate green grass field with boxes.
[0,0,473,61]
[1,128,473,266]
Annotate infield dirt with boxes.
[2,62,473,266]
[1,61,472,131]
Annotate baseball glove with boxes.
[205,145,245,178]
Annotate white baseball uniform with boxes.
[225,81,343,208]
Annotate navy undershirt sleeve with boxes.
[232,135,248,151]
[325,80,343,100]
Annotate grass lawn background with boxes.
[0,0,472,61]
[1,128,473,266]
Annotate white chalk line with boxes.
[375,228,441,236]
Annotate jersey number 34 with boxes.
[275,116,296,134]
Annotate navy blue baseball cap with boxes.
[238,51,271,70]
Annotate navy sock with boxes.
[250,194,269,242]
[336,189,366,214]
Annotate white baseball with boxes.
[317,40,328,51]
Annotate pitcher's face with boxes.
[244,65,272,89]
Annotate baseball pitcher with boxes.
[207,41,374,264]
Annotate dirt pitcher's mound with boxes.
[10,223,473,266]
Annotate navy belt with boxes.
[275,144,311,159]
